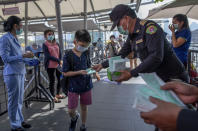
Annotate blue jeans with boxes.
[4,74,25,129]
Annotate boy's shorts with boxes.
[68,90,92,109]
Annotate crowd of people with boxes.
[0,3,196,131]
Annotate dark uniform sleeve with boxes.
[101,36,132,68]
[131,23,164,77]
[177,109,198,131]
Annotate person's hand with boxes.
[127,52,134,59]
[140,97,182,131]
[116,70,132,82]
[92,64,103,72]
[169,24,175,33]
[78,70,87,75]
[161,81,198,104]
[60,60,63,67]
[23,51,34,58]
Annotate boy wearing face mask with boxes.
[62,29,93,131]
[43,29,65,103]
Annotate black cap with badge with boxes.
[109,4,137,31]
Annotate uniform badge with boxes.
[146,25,157,35]
[136,39,143,44]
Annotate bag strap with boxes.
[85,50,91,68]
[65,49,74,71]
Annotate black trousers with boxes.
[47,68,61,97]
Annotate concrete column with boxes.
[55,0,64,53]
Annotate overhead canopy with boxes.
[0,0,155,31]
[28,19,99,32]
[147,0,198,19]
[0,0,133,21]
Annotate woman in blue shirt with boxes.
[0,16,33,131]
[169,14,191,69]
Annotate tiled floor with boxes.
[0,70,154,131]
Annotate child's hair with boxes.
[44,29,55,36]
[110,35,115,39]
[3,16,22,32]
[75,29,91,44]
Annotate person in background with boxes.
[25,43,42,56]
[118,34,124,48]
[96,38,104,61]
[88,42,101,81]
[0,16,33,131]
[169,14,191,69]
[62,29,93,131]
[43,29,65,103]
[105,35,120,58]
[141,81,198,131]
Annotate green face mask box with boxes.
[107,68,121,81]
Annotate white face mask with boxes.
[173,24,179,30]
[76,45,88,52]
[117,19,129,35]
[117,26,129,35]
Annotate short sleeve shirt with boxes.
[173,29,191,63]
[62,51,93,93]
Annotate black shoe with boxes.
[11,127,25,131]
[80,126,87,131]
[69,113,80,131]
[21,122,31,129]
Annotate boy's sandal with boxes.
[54,97,61,103]
[56,94,66,99]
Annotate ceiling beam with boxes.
[136,0,142,13]
[0,0,38,5]
[89,0,98,25]
[0,1,154,23]
[33,1,47,19]
[0,16,4,21]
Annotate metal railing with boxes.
[188,49,198,85]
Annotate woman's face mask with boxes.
[47,35,55,41]
[173,24,179,30]
[15,24,23,35]
[16,28,23,35]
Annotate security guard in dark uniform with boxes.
[93,4,189,83]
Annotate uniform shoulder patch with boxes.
[146,22,155,27]
[146,25,157,35]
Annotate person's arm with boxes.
[171,32,186,48]
[130,24,164,77]
[0,36,24,63]
[63,70,86,77]
[62,52,87,77]
[177,109,198,131]
[43,43,60,64]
